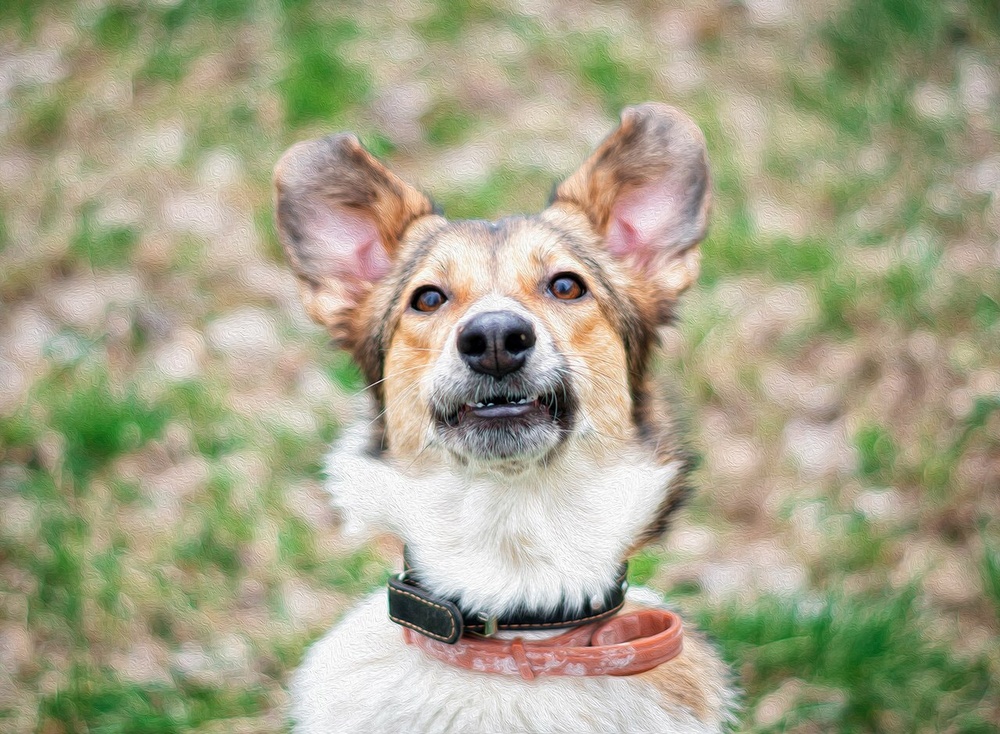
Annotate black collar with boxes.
[387,549,629,645]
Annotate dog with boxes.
[274,103,735,733]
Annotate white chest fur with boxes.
[326,426,682,615]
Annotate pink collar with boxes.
[403,608,684,680]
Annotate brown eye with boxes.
[411,286,447,313]
[548,273,586,300]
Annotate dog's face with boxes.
[381,217,629,464]
[275,104,709,471]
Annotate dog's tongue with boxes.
[471,402,536,418]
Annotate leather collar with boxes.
[387,551,629,645]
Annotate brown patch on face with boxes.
[503,222,635,451]
[536,208,658,425]
[371,214,694,470]
[349,217,449,394]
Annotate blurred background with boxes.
[1,0,999,731]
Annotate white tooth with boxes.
[487,402,494,407]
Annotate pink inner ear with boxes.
[604,173,690,269]
[305,203,392,286]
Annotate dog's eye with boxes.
[411,286,447,313]
[548,274,586,301]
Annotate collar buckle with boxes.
[478,612,498,637]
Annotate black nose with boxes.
[457,311,536,378]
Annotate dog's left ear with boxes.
[549,103,710,309]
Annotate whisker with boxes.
[359,377,424,436]
[404,435,435,472]
[354,364,429,395]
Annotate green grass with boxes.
[573,33,652,115]
[324,351,364,392]
[28,479,89,641]
[435,165,553,219]
[421,99,479,147]
[700,223,837,286]
[699,588,995,732]
[974,293,1000,330]
[0,209,8,254]
[139,45,190,86]
[94,3,141,50]
[161,0,252,30]
[309,546,393,596]
[174,474,254,580]
[982,538,1000,624]
[163,381,245,459]
[823,0,948,82]
[39,366,168,483]
[70,205,140,270]
[37,665,274,734]
[0,359,339,731]
[21,98,66,150]
[627,549,662,586]
[915,394,1000,497]
[854,424,899,483]
[413,0,501,42]
[280,20,370,128]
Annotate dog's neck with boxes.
[326,425,683,617]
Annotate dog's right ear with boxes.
[273,134,435,343]
[548,104,710,319]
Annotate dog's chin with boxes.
[433,390,573,463]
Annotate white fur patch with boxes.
[325,428,681,615]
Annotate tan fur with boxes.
[554,104,710,255]
[620,601,733,728]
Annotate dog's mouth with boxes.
[433,382,574,461]
[441,392,563,427]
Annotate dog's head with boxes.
[275,104,709,472]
